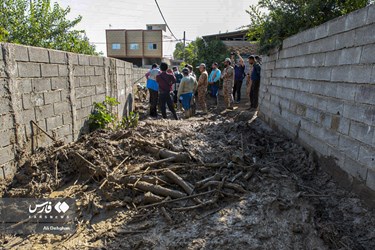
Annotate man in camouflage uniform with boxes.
[197,63,208,113]
[221,58,234,110]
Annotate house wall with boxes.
[0,43,148,179]
[259,5,375,199]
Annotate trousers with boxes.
[233,79,243,101]
[159,92,178,120]
[250,80,260,108]
[149,89,158,117]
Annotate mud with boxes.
[0,98,374,250]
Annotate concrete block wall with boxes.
[259,5,375,195]
[0,43,147,179]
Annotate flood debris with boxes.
[0,102,374,250]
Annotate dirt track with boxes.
[1,98,374,250]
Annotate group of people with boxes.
[145,52,262,120]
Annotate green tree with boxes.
[0,0,98,55]
[173,38,228,76]
[247,0,374,54]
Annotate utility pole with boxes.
[183,31,186,62]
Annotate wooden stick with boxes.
[131,181,186,198]
[138,190,216,209]
[160,207,173,224]
[31,120,56,141]
[164,169,194,195]
[74,152,97,172]
[142,157,175,168]
[199,181,247,193]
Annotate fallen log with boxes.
[199,181,247,193]
[145,146,190,163]
[164,169,194,195]
[131,181,186,198]
[144,192,164,204]
[195,173,222,188]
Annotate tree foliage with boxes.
[173,37,229,75]
[0,0,98,55]
[247,0,374,54]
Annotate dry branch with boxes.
[132,181,186,198]
[164,169,194,195]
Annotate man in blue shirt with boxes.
[231,52,246,103]
[248,55,261,110]
[145,63,160,117]
[208,62,221,98]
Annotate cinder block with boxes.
[62,113,72,125]
[73,66,85,76]
[360,44,375,64]
[49,50,67,64]
[372,65,375,84]
[84,66,95,76]
[338,134,360,160]
[46,116,63,131]
[0,61,5,77]
[94,66,104,76]
[338,117,350,135]
[14,45,29,62]
[21,109,36,124]
[0,44,2,60]
[348,65,373,83]
[80,96,92,108]
[342,156,368,181]
[17,79,32,93]
[0,129,14,147]
[51,77,68,90]
[28,47,49,63]
[345,7,368,31]
[0,145,14,164]
[325,98,344,115]
[18,62,41,78]
[355,85,375,105]
[32,78,51,92]
[367,4,375,25]
[338,47,362,65]
[117,67,125,75]
[96,84,106,94]
[41,64,59,77]
[358,145,375,168]
[0,97,11,114]
[22,93,44,109]
[35,104,54,121]
[355,25,375,46]
[366,169,375,191]
[298,130,328,156]
[331,65,351,82]
[75,86,96,99]
[44,91,61,104]
[335,83,358,101]
[78,77,90,87]
[78,55,90,65]
[349,120,374,145]
[335,30,355,50]
[343,103,374,125]
[76,107,91,120]
[58,65,68,76]
[327,15,346,35]
[90,75,105,85]
[89,56,103,66]
[315,23,328,40]
[54,102,70,115]
[53,124,71,138]
[0,114,14,130]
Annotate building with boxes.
[106,24,167,67]
[202,30,258,56]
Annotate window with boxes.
[112,43,121,50]
[148,43,157,50]
[130,43,139,50]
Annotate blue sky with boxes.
[56,0,257,57]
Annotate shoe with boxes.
[226,106,234,110]
[245,102,250,105]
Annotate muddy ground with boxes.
[0,96,374,250]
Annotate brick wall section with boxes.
[0,43,148,179]
[259,5,375,194]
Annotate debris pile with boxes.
[1,111,374,249]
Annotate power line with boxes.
[154,0,179,41]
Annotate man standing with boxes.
[208,62,221,98]
[221,58,234,110]
[145,63,160,117]
[172,66,183,104]
[248,55,261,110]
[178,68,198,118]
[197,63,208,113]
[232,52,246,103]
[156,62,178,120]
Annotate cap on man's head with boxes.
[182,68,189,75]
[196,63,206,69]
[213,62,218,66]
[248,55,255,60]
[224,58,231,63]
